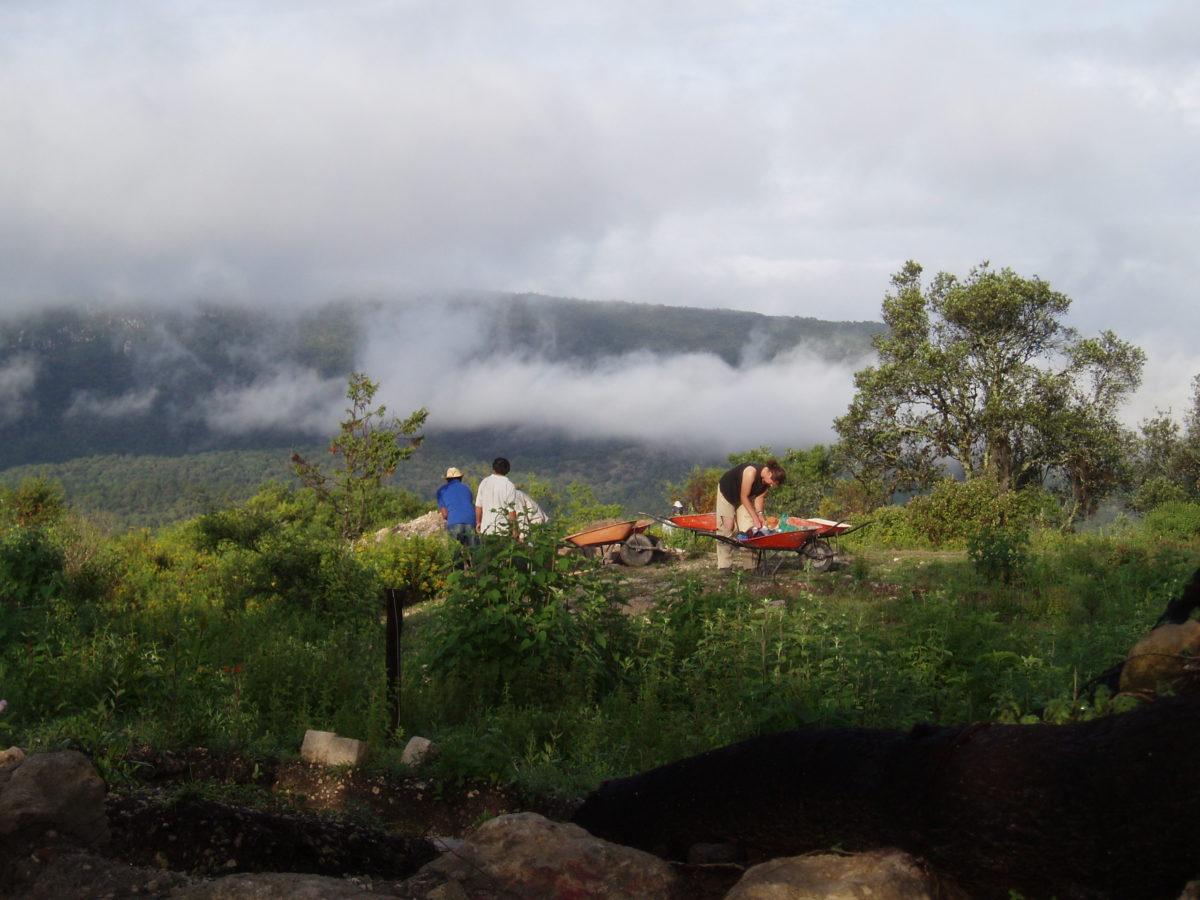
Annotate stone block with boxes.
[401,736,438,768]
[300,730,370,767]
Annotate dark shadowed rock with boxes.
[0,750,109,846]
[573,692,1200,899]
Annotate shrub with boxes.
[968,524,1031,585]
[0,526,65,607]
[357,534,450,600]
[1142,501,1200,541]
[1130,476,1189,514]
[854,504,918,548]
[0,476,67,528]
[422,527,629,705]
[907,477,1049,549]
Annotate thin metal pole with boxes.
[384,588,405,736]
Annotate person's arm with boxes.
[739,466,766,530]
[439,506,448,520]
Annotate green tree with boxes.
[773,445,836,516]
[291,373,428,541]
[834,261,1145,523]
[1131,374,1200,511]
[664,463,723,513]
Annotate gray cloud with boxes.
[348,302,866,454]
[199,366,346,435]
[0,355,39,425]
[65,386,159,420]
[1,1,1197,444]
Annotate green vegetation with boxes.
[2,462,1197,798]
[0,450,307,531]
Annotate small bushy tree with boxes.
[905,476,1052,549]
[0,476,67,528]
[291,373,427,541]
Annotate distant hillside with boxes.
[0,294,881,527]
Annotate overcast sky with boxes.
[2,0,1198,448]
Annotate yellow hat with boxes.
[445,467,463,478]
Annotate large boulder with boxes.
[396,811,678,899]
[0,750,109,846]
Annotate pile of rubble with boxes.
[374,510,444,541]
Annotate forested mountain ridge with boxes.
[0,294,882,526]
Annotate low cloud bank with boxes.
[175,307,1200,456]
[355,304,864,454]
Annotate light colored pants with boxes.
[715,490,755,570]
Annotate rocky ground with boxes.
[1,748,749,899]
[1,749,583,899]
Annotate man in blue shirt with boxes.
[437,467,479,556]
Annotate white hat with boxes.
[445,466,463,478]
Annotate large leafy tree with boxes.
[292,373,428,541]
[834,261,1145,521]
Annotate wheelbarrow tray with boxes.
[668,513,857,541]
[669,512,718,532]
[777,517,854,536]
[565,519,651,548]
[663,513,816,547]
[738,526,820,549]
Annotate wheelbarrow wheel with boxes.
[619,532,656,567]
[804,538,834,572]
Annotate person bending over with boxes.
[715,459,786,573]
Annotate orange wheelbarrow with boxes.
[563,519,661,566]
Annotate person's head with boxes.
[761,459,787,488]
[444,466,463,482]
[492,457,511,476]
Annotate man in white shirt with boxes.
[475,457,518,536]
